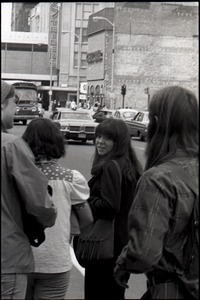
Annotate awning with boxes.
[38,86,77,92]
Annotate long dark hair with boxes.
[22,118,66,161]
[145,86,199,170]
[92,118,142,182]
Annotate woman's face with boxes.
[96,134,114,156]
[1,96,16,129]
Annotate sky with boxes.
[1,2,12,32]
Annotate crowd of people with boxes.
[1,80,199,300]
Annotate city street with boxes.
[8,120,147,299]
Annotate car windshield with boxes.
[143,114,149,122]
[15,88,37,102]
[60,112,93,120]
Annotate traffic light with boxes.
[121,84,126,96]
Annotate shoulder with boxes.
[2,133,34,158]
[72,169,88,185]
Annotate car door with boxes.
[126,112,143,137]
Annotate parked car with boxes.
[125,111,149,141]
[50,108,98,143]
[92,109,116,123]
[114,108,138,121]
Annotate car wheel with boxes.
[23,120,27,125]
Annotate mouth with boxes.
[97,146,105,152]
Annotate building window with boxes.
[75,3,82,20]
[82,28,88,43]
[74,52,78,67]
[74,52,88,68]
[6,43,32,51]
[75,27,88,43]
[75,28,80,43]
[33,44,48,52]
[93,4,99,13]
[1,43,6,50]
[83,3,92,19]
[81,52,87,67]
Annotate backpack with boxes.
[166,161,199,299]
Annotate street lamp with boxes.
[62,30,81,108]
[93,16,115,109]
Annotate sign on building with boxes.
[80,82,88,94]
[49,3,59,69]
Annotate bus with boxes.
[12,81,42,125]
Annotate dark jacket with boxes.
[87,159,138,258]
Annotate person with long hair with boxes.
[1,82,57,299]
[83,118,142,300]
[114,86,199,299]
[22,118,93,300]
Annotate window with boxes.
[33,44,48,52]
[83,3,92,19]
[74,52,88,68]
[1,43,6,50]
[75,28,80,43]
[75,3,82,19]
[74,52,78,67]
[82,28,88,43]
[7,43,32,51]
[81,52,87,67]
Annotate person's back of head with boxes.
[146,86,199,169]
[22,118,66,161]
[1,80,16,131]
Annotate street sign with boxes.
[79,94,87,100]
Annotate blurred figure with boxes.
[70,100,77,110]
[1,81,57,300]
[22,118,93,300]
[114,86,199,299]
[84,118,142,300]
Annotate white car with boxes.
[50,108,98,143]
[114,108,138,121]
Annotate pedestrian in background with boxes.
[1,81,57,300]
[22,118,93,300]
[114,86,199,299]
[84,118,143,300]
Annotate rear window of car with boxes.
[61,112,92,120]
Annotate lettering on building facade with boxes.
[87,50,103,64]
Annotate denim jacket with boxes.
[116,153,198,277]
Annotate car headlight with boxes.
[61,124,69,130]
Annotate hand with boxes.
[114,265,130,289]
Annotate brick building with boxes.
[87,2,198,110]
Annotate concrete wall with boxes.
[112,2,198,109]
